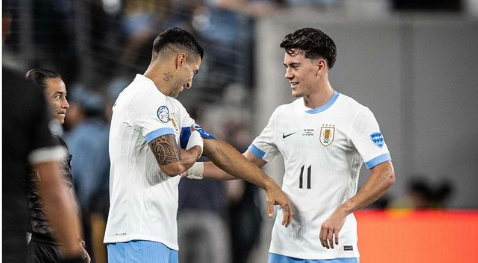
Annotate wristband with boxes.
[187,162,204,180]
[186,130,203,159]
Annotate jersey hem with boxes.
[269,249,360,260]
[365,153,391,169]
[104,235,179,251]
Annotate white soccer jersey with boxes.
[104,74,196,250]
[249,91,391,260]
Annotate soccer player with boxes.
[25,69,91,263]
[104,27,292,263]
[186,27,396,263]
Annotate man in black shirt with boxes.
[2,2,85,262]
[2,66,85,263]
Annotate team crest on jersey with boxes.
[157,106,170,123]
[319,124,335,146]
[370,132,384,148]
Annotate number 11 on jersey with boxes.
[299,165,311,189]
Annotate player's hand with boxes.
[186,125,203,160]
[264,179,292,227]
[319,208,347,249]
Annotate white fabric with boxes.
[28,145,67,164]
[186,130,203,158]
[186,162,204,180]
[104,74,195,250]
[250,92,391,260]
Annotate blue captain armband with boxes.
[180,124,216,149]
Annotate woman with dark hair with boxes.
[25,69,91,263]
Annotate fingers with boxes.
[327,229,334,249]
[320,226,339,249]
[267,202,274,218]
[334,228,340,246]
[319,227,327,248]
[281,204,292,227]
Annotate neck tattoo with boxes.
[163,72,172,82]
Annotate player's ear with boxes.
[176,53,186,69]
[316,59,326,75]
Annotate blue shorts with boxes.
[268,253,359,263]
[107,240,178,263]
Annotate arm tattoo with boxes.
[149,134,181,165]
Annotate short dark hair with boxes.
[152,27,204,60]
[25,69,61,90]
[280,28,337,69]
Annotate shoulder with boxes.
[168,97,186,109]
[274,98,302,115]
[336,93,369,114]
[121,78,167,109]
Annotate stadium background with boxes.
[3,0,478,262]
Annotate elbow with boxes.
[160,163,182,177]
[384,168,396,189]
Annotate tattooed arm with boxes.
[149,134,202,177]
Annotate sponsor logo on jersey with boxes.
[157,106,170,123]
[344,245,354,251]
[283,132,296,139]
[319,124,335,146]
[370,132,384,148]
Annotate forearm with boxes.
[150,131,202,176]
[160,146,201,176]
[202,161,238,180]
[35,161,84,257]
[339,161,395,215]
[203,139,272,189]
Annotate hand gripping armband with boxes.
[186,130,203,159]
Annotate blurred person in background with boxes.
[64,84,110,261]
[389,175,454,209]
[119,0,174,73]
[191,0,285,89]
[3,2,86,262]
[25,69,91,263]
[186,27,395,263]
[104,27,292,263]
[222,121,263,263]
[177,107,231,263]
[177,176,232,263]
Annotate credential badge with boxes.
[157,106,170,123]
[370,132,384,148]
[319,124,335,146]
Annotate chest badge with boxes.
[157,106,170,123]
[319,124,335,146]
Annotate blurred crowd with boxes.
[2,0,466,262]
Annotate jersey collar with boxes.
[305,91,340,114]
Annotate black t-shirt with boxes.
[2,66,60,262]
[27,135,73,244]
